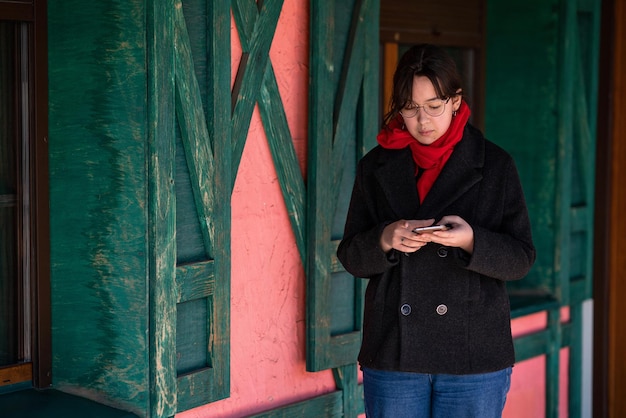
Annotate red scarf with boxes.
[376,100,471,202]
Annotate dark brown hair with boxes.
[384,44,463,126]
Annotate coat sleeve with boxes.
[336,159,399,278]
[466,157,536,281]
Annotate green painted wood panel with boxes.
[486,0,561,301]
[48,0,233,415]
[48,1,151,416]
[560,3,601,417]
[307,0,379,372]
[487,1,600,417]
[250,392,344,418]
[486,0,597,311]
[173,0,232,411]
[147,0,177,415]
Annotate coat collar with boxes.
[373,125,485,220]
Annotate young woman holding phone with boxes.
[337,44,536,417]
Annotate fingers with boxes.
[381,219,444,254]
[397,236,426,253]
[429,216,474,253]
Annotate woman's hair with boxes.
[384,44,463,126]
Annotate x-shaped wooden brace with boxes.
[231,0,308,262]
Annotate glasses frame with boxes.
[399,97,451,118]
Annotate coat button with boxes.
[400,304,412,316]
[437,247,448,257]
[436,304,448,315]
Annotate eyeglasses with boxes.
[399,97,451,118]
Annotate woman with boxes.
[336,44,536,417]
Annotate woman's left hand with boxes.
[427,215,474,254]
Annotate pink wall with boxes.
[178,2,337,417]
[178,3,567,417]
[504,310,570,418]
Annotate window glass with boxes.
[0,21,19,367]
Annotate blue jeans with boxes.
[362,367,512,418]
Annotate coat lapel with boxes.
[373,148,420,220]
[418,128,484,217]
[372,126,486,221]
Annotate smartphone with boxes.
[412,224,450,233]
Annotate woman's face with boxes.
[401,76,461,145]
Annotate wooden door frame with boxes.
[594,0,626,416]
[0,0,51,389]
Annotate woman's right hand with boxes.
[379,219,435,253]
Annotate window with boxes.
[0,0,50,389]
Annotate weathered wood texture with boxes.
[243,371,366,417]
[559,4,600,417]
[250,391,344,418]
[486,0,600,417]
[173,0,231,411]
[48,0,234,415]
[231,0,308,262]
[147,0,177,416]
[48,1,150,415]
[307,0,379,372]
[487,0,598,309]
[486,0,561,301]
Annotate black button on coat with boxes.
[336,124,536,375]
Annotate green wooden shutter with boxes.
[307,0,380,373]
[486,0,562,307]
[148,0,231,414]
[486,0,599,316]
[557,2,600,417]
[174,0,302,411]
[556,0,600,307]
[486,0,600,416]
[173,0,232,412]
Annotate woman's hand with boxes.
[429,215,474,254]
[379,219,435,253]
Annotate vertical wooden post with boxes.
[594,0,626,416]
[545,309,561,418]
[333,364,360,417]
[33,0,52,389]
[147,0,177,416]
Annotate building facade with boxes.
[1,0,625,417]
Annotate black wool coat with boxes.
[337,123,536,375]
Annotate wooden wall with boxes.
[380,0,484,47]
[48,1,150,414]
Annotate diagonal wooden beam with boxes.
[231,0,284,187]
[172,0,232,410]
[174,2,217,258]
[330,0,368,205]
[258,62,307,262]
[231,0,306,263]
